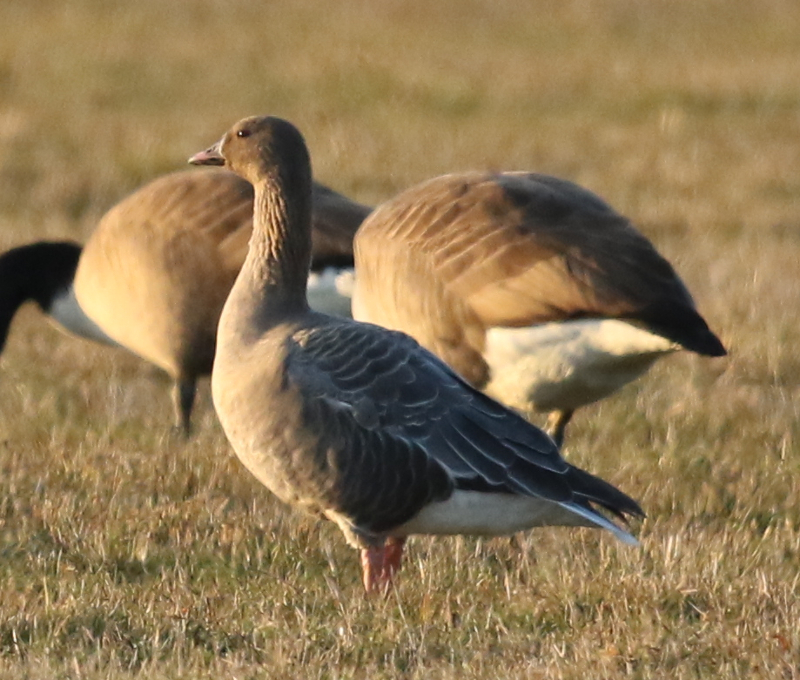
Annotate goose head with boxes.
[189,116,311,194]
[189,116,315,312]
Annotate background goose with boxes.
[0,241,118,353]
[189,115,643,593]
[351,172,727,447]
[1,168,370,433]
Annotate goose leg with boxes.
[172,378,196,437]
[382,537,406,582]
[545,409,574,450]
[360,546,384,592]
[360,537,406,593]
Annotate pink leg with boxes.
[360,545,386,593]
[359,537,407,594]
[381,537,406,583]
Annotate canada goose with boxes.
[351,172,726,447]
[189,115,643,593]
[0,241,118,353]
[1,168,370,433]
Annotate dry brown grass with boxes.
[1,0,799,677]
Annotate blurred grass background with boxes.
[0,0,799,677]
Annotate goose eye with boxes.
[237,129,251,138]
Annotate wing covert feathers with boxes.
[286,319,642,539]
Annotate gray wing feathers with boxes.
[288,323,608,530]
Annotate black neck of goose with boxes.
[308,183,372,270]
[0,241,81,353]
[247,175,313,312]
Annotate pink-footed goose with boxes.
[351,172,726,447]
[0,168,370,434]
[189,115,643,593]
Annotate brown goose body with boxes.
[190,116,642,593]
[0,169,370,434]
[75,169,250,398]
[352,171,726,445]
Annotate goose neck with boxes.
[243,176,312,310]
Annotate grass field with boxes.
[1,0,799,677]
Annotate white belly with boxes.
[307,267,353,318]
[394,490,637,545]
[396,491,588,535]
[48,285,120,347]
[484,318,678,412]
